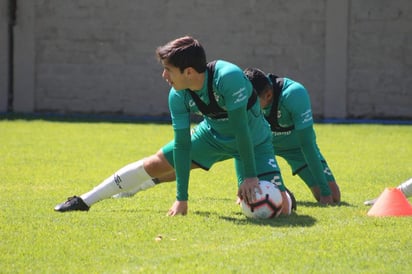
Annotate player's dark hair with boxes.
[243,67,272,96]
[156,36,207,73]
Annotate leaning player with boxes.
[244,68,340,205]
[364,178,412,205]
[55,36,293,215]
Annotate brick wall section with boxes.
[33,0,326,117]
[0,0,9,111]
[348,0,412,118]
[2,0,411,118]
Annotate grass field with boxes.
[1,117,411,273]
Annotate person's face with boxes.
[161,60,189,91]
[258,88,273,109]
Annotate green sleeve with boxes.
[295,126,331,196]
[173,127,191,201]
[227,107,257,178]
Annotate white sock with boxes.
[112,179,156,198]
[397,178,412,198]
[81,160,152,206]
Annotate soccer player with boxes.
[243,68,340,205]
[54,36,293,215]
[364,178,412,205]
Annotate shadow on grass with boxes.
[192,210,316,227]
[297,200,352,208]
[223,213,316,227]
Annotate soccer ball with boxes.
[240,180,283,219]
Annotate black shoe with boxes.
[285,187,297,211]
[364,198,377,206]
[54,196,90,212]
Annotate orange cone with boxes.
[367,188,412,217]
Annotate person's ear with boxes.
[264,89,273,101]
[184,67,194,78]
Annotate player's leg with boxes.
[111,142,177,198]
[113,141,201,198]
[279,148,340,203]
[54,149,175,212]
[312,151,340,203]
[276,148,317,201]
[397,178,412,197]
[294,163,340,203]
[110,123,220,200]
[364,178,412,205]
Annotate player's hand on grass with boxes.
[319,195,334,205]
[237,177,261,204]
[329,182,341,203]
[167,200,188,216]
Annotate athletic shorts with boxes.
[276,147,336,188]
[162,123,284,189]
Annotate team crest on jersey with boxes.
[213,92,220,103]
[189,99,202,116]
[277,110,281,119]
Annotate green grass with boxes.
[1,118,411,273]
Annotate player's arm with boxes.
[227,107,261,204]
[228,107,256,178]
[167,91,191,215]
[167,127,191,216]
[218,67,257,181]
[217,65,266,203]
[173,127,191,201]
[295,126,332,199]
[284,81,332,204]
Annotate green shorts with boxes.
[162,122,284,189]
[275,147,336,188]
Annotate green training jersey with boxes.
[168,60,271,200]
[169,60,268,141]
[263,77,331,196]
[263,77,315,151]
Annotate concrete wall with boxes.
[0,0,9,111]
[348,0,412,118]
[1,0,411,119]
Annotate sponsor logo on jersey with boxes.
[233,87,247,104]
[273,131,292,136]
[301,109,313,124]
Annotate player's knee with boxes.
[144,151,173,176]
